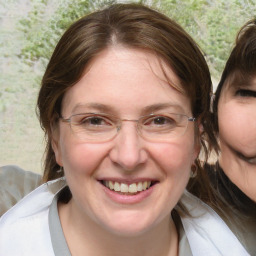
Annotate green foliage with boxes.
[19,0,256,80]
[18,0,118,63]
[152,0,256,79]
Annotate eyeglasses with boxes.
[59,112,196,142]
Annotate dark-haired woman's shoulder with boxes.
[0,165,42,216]
[204,162,256,255]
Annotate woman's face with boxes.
[53,46,198,236]
[218,77,256,200]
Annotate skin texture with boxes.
[218,77,256,201]
[52,46,198,256]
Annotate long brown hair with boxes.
[37,3,217,205]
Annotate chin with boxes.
[101,211,158,237]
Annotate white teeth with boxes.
[104,181,152,193]
[142,181,147,190]
[120,183,129,192]
[114,182,120,192]
[137,182,143,191]
[129,183,137,193]
[109,181,114,190]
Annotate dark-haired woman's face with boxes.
[218,78,256,200]
[52,46,199,235]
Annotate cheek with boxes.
[150,141,194,209]
[218,103,256,148]
[150,139,196,175]
[58,131,110,177]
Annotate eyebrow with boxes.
[71,103,115,114]
[141,103,185,114]
[71,102,186,115]
[232,79,256,88]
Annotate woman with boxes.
[204,19,256,255]
[0,4,248,256]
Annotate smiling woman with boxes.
[0,3,249,256]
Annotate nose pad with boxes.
[109,123,147,171]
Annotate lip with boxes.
[98,177,156,184]
[246,158,256,164]
[98,179,157,204]
[236,151,256,165]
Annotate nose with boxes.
[109,122,147,171]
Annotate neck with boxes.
[59,200,178,256]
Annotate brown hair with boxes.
[213,19,256,135]
[37,3,216,204]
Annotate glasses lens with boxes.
[70,114,117,141]
[139,113,189,141]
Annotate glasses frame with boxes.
[59,112,196,142]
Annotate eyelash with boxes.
[235,89,256,97]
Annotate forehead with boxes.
[223,73,256,91]
[62,47,191,116]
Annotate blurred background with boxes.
[1,0,255,174]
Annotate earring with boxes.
[190,163,197,178]
[57,166,64,173]
[210,93,215,113]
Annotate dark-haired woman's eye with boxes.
[235,89,256,97]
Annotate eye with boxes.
[143,115,176,127]
[153,116,172,125]
[85,116,106,125]
[235,89,256,97]
[72,114,114,128]
[81,115,111,126]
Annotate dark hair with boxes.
[196,19,256,231]
[37,3,216,205]
[213,19,256,136]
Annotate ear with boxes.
[51,124,63,167]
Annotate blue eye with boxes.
[235,89,256,97]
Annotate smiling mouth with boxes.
[244,157,256,164]
[236,151,256,165]
[101,180,156,195]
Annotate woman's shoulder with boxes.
[0,165,42,216]
[178,191,250,256]
[0,177,66,222]
[0,178,66,256]
[204,162,256,255]
[0,165,42,185]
